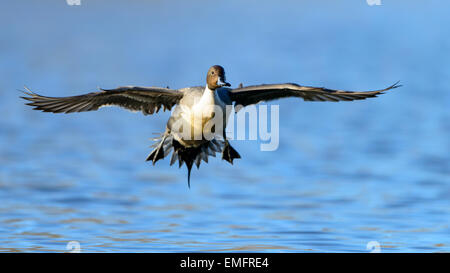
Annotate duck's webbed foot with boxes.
[222,141,241,164]
[146,144,165,165]
[146,134,167,165]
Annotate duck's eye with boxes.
[211,71,215,75]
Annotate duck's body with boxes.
[150,84,238,185]
[21,65,401,187]
[168,85,231,148]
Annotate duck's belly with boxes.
[169,104,227,148]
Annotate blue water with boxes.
[0,0,449,252]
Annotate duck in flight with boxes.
[21,65,401,187]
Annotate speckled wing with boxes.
[229,81,401,107]
[21,86,184,115]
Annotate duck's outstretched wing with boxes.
[229,81,401,107]
[21,86,183,115]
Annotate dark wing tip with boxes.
[384,81,402,91]
[18,85,35,97]
[19,86,43,104]
[374,81,402,96]
[391,80,402,88]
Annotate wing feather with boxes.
[21,86,183,115]
[230,81,401,107]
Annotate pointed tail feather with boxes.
[147,133,239,187]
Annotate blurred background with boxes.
[0,0,448,252]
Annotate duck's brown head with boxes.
[206,65,231,90]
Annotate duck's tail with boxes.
[146,132,227,188]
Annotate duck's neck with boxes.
[197,85,215,106]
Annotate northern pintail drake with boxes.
[22,65,401,187]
